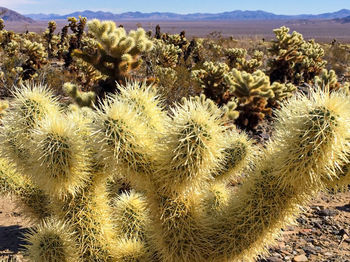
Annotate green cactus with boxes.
[270,82,297,101]
[73,19,153,99]
[154,66,178,96]
[226,69,273,103]
[224,48,263,73]
[184,38,203,64]
[1,82,350,262]
[224,48,247,68]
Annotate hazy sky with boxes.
[1,0,350,15]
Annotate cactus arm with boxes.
[124,90,350,262]
[0,158,50,221]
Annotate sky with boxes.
[1,0,350,15]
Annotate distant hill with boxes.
[334,15,350,23]
[0,7,33,22]
[22,8,350,21]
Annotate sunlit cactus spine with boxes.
[24,218,79,262]
[0,158,50,221]
[0,100,8,118]
[1,82,350,262]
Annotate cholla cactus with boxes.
[24,218,79,262]
[224,69,272,128]
[1,82,350,262]
[270,82,297,101]
[0,158,50,221]
[226,69,272,103]
[73,19,153,98]
[153,40,182,68]
[224,48,247,68]
[191,61,231,105]
[0,18,4,31]
[64,16,87,67]
[224,48,263,73]
[0,100,8,118]
[21,39,48,80]
[268,26,327,84]
[154,66,178,88]
[314,69,340,91]
[63,82,96,107]
[225,69,296,129]
[207,41,224,57]
[44,21,57,58]
[4,40,20,56]
[163,33,188,50]
[184,38,204,64]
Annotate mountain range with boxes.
[0,7,33,22]
[2,7,350,22]
[25,9,350,21]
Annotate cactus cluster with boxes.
[268,26,327,84]
[192,61,296,128]
[191,61,232,105]
[224,48,263,73]
[73,19,153,98]
[153,40,182,68]
[0,83,350,262]
[21,39,48,80]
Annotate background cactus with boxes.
[191,61,232,105]
[268,26,327,84]
[44,21,57,59]
[153,40,182,68]
[73,19,153,99]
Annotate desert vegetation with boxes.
[0,17,349,262]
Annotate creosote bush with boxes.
[0,82,350,262]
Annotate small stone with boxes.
[303,246,316,255]
[266,257,283,262]
[293,254,308,262]
[316,208,338,217]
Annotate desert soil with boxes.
[0,192,349,262]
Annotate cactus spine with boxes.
[0,82,350,262]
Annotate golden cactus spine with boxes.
[1,82,350,262]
